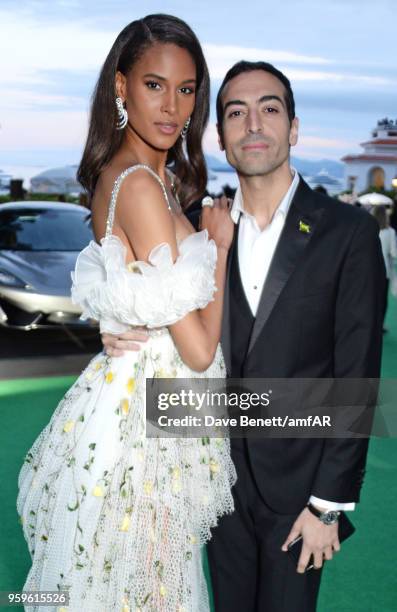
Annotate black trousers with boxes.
[207,438,323,612]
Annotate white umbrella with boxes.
[357,192,393,206]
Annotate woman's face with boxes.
[116,42,197,150]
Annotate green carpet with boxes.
[1,295,397,611]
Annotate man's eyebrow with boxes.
[223,99,247,112]
[258,94,286,108]
[223,94,286,113]
[143,72,197,85]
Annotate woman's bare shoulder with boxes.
[91,165,116,207]
[92,162,170,238]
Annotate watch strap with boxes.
[306,503,323,518]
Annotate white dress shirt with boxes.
[230,169,355,512]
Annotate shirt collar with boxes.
[230,167,300,225]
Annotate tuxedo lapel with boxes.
[247,178,326,355]
[221,222,239,374]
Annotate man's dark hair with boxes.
[216,60,295,135]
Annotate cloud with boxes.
[1,4,394,163]
[0,9,113,86]
[1,89,86,111]
[295,88,397,115]
[2,7,393,97]
[285,69,394,87]
[1,109,88,150]
[208,61,395,88]
[297,135,356,150]
[204,44,396,86]
[203,43,332,79]
[293,134,357,160]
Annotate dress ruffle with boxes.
[71,231,217,333]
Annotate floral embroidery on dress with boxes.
[17,165,236,612]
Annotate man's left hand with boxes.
[281,507,340,573]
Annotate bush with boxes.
[0,193,80,204]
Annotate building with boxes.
[341,118,397,192]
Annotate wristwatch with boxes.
[306,503,340,525]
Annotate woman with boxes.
[372,205,397,330]
[17,14,236,612]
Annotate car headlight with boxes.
[0,270,27,288]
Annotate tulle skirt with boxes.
[17,333,236,612]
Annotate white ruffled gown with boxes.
[17,165,237,612]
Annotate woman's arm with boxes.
[112,169,233,372]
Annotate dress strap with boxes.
[105,164,171,239]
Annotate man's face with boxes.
[218,70,299,177]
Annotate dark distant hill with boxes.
[205,154,344,178]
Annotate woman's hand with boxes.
[200,195,234,251]
[101,328,149,357]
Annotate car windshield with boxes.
[0,208,93,251]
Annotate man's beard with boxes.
[231,136,289,178]
[237,158,279,177]
[235,152,288,178]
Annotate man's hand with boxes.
[101,328,149,357]
[281,507,340,573]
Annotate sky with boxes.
[0,0,395,168]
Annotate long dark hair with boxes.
[77,14,209,207]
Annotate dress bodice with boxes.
[71,165,218,334]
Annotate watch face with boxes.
[322,511,339,525]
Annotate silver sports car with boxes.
[0,201,96,330]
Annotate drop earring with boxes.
[181,117,191,139]
[115,96,128,130]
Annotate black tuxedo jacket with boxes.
[210,177,385,514]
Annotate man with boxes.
[102,61,385,611]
